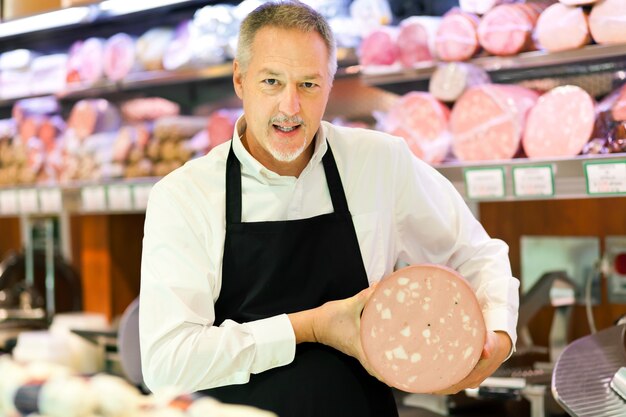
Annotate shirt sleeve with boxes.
[392,140,519,350]
[139,181,296,393]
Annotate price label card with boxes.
[464,167,506,200]
[0,190,18,215]
[39,188,62,213]
[133,183,154,211]
[108,184,133,211]
[18,189,39,214]
[81,186,107,212]
[512,165,555,197]
[584,160,626,195]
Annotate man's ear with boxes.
[233,60,244,99]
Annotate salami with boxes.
[522,85,595,158]
[434,9,481,62]
[382,92,451,164]
[535,3,590,52]
[589,0,626,45]
[451,84,539,161]
[429,62,491,103]
[360,264,486,393]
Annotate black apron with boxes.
[201,142,398,417]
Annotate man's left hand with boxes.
[432,330,513,395]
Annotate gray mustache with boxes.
[271,115,304,125]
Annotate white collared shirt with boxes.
[139,118,519,393]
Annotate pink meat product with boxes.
[477,3,550,56]
[360,264,486,394]
[434,9,481,62]
[78,38,106,85]
[450,84,539,161]
[208,109,239,149]
[522,85,595,158]
[383,92,451,164]
[67,99,122,140]
[429,62,491,103]
[103,33,138,82]
[358,27,400,67]
[120,97,180,123]
[66,40,84,84]
[589,0,626,45]
[535,3,590,52]
[396,17,441,68]
[459,0,517,15]
[611,85,626,122]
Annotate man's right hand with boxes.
[288,284,383,381]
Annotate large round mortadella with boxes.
[522,85,595,158]
[360,264,486,393]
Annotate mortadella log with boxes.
[360,264,486,394]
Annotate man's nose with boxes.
[278,85,301,116]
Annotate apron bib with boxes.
[202,143,398,417]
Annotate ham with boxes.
[68,38,106,86]
[208,108,240,149]
[522,85,595,158]
[434,9,481,62]
[477,3,546,56]
[396,17,441,68]
[535,3,591,52]
[429,62,491,103]
[450,84,539,161]
[589,0,626,45]
[67,99,122,140]
[360,264,486,393]
[103,33,137,82]
[358,27,399,67]
[381,92,451,164]
[120,97,180,123]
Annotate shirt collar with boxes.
[231,115,328,181]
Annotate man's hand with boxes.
[288,284,383,379]
[432,330,513,395]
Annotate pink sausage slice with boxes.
[360,264,486,393]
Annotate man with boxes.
[139,1,519,416]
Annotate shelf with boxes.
[0,0,221,40]
[359,44,626,91]
[0,154,624,217]
[436,153,626,202]
[0,177,159,217]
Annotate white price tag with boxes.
[0,190,18,215]
[81,186,107,212]
[464,168,506,200]
[585,161,626,195]
[512,165,554,197]
[18,189,39,214]
[107,184,133,211]
[39,188,62,213]
[133,183,153,211]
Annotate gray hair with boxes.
[236,1,338,79]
